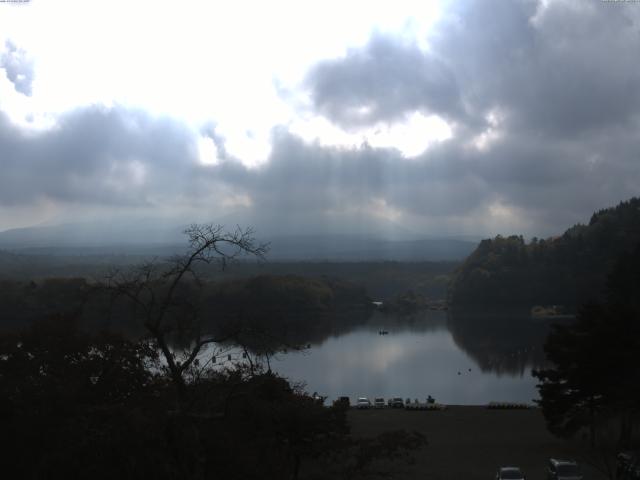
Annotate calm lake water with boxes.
[268,310,555,405]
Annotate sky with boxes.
[1,0,639,240]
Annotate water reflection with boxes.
[447,309,552,377]
[267,309,566,405]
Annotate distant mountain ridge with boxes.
[0,221,186,248]
[0,223,477,261]
[449,197,640,308]
[264,235,476,261]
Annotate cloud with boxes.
[0,105,199,207]
[288,0,640,234]
[306,33,466,128]
[3,0,640,238]
[307,0,640,140]
[197,116,640,237]
[431,0,640,138]
[1,100,638,238]
[1,40,34,96]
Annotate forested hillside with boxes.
[0,275,372,347]
[449,198,640,308]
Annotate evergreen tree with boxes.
[533,244,640,448]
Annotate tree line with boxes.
[0,224,425,479]
[449,197,640,308]
[534,243,640,478]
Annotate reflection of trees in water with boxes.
[254,309,450,349]
[173,307,556,378]
[182,307,375,354]
[447,309,556,376]
[254,307,374,348]
[173,308,450,355]
[364,310,449,334]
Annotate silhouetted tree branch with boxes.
[106,223,268,399]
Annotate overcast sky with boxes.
[1,0,639,239]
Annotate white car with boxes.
[356,397,372,409]
[496,466,526,480]
[374,397,386,408]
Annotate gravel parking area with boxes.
[348,406,607,480]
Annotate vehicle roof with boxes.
[357,397,369,401]
[498,466,524,479]
[550,459,578,466]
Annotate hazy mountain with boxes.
[0,221,477,261]
[0,220,186,249]
[265,235,477,261]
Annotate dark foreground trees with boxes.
[0,316,426,479]
[0,316,168,479]
[106,224,269,397]
[533,244,640,476]
[1,225,426,479]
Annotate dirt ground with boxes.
[348,406,607,480]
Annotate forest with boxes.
[0,225,427,480]
[448,198,640,309]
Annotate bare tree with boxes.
[106,224,268,397]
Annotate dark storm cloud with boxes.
[4,0,640,237]
[199,116,640,236]
[430,0,640,229]
[0,106,199,206]
[294,0,640,233]
[432,0,640,137]
[306,34,467,128]
[202,130,494,221]
[1,40,35,96]
[307,0,640,139]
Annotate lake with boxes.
[268,310,557,405]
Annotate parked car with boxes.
[374,397,386,409]
[333,396,350,408]
[390,397,405,408]
[618,452,640,480]
[547,459,582,480]
[496,466,526,480]
[356,397,371,409]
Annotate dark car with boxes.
[547,459,582,480]
[496,466,525,480]
[618,452,640,480]
[390,397,404,408]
